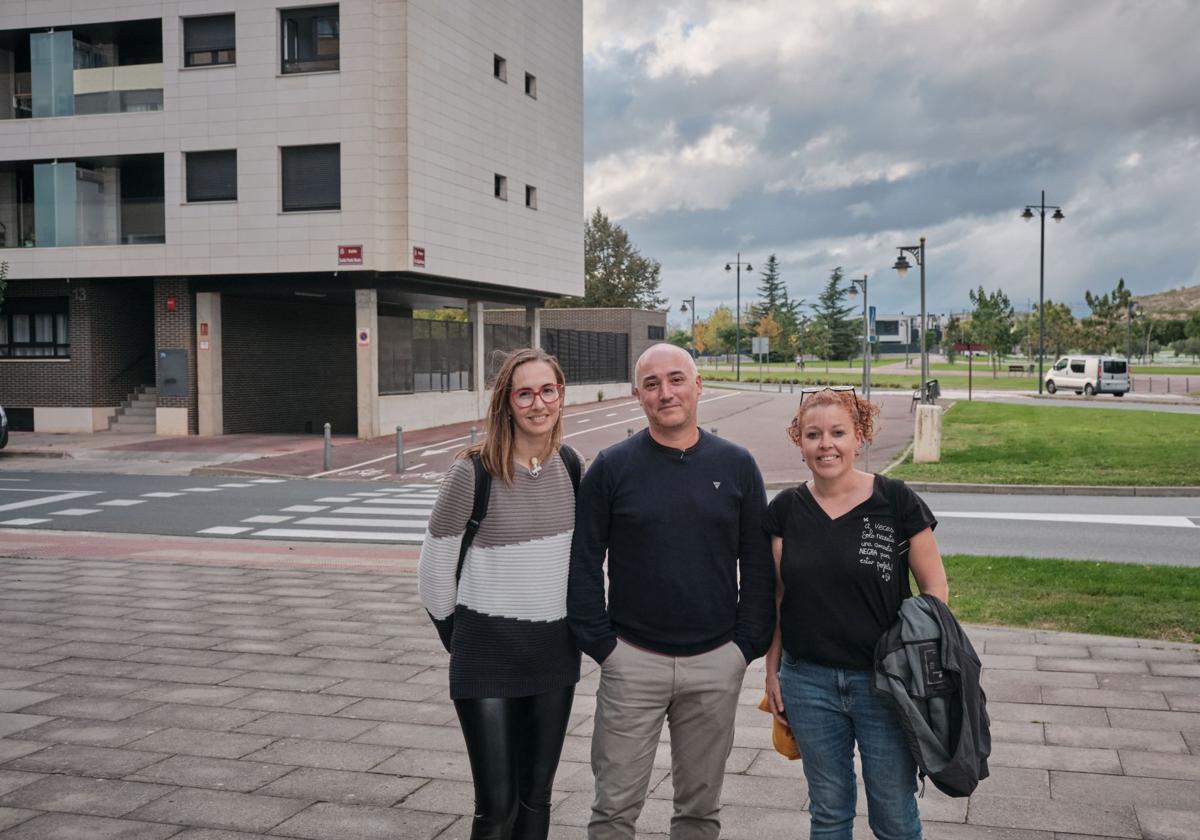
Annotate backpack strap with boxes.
[455,454,491,583]
[559,445,582,494]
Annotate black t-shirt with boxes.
[766,474,937,670]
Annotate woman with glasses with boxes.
[764,386,948,840]
[419,348,582,840]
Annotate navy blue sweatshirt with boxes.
[567,428,776,664]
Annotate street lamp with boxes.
[847,274,871,403]
[679,296,697,359]
[725,254,753,381]
[1022,191,1065,394]
[892,237,930,403]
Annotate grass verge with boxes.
[943,555,1200,643]
[701,369,1041,391]
[889,401,1200,485]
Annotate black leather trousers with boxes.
[454,685,576,840]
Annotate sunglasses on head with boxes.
[787,385,859,445]
[798,385,857,404]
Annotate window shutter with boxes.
[186,150,237,202]
[282,144,340,211]
[185,15,235,52]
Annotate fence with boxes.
[542,328,629,385]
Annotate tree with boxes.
[754,311,783,352]
[694,304,734,355]
[755,255,786,318]
[412,308,468,321]
[1186,311,1200,340]
[1033,300,1079,361]
[666,329,691,351]
[550,208,665,310]
[968,286,1015,376]
[942,316,965,364]
[1080,277,1132,354]
[801,319,833,372]
[809,267,857,362]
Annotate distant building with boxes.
[871,313,943,354]
[0,0,586,437]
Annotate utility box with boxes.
[157,349,188,398]
[913,403,943,463]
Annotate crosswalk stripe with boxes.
[251,528,425,543]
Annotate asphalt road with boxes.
[1,471,1196,566]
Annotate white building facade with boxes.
[0,0,584,436]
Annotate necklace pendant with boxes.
[528,457,542,478]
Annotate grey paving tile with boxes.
[0,653,67,670]
[125,727,276,759]
[0,691,57,713]
[38,642,147,660]
[256,766,425,805]
[126,788,311,833]
[354,721,467,751]
[127,633,221,650]
[984,684,1045,703]
[123,648,235,668]
[1149,662,1200,678]
[1134,805,1200,840]
[46,627,145,645]
[981,655,1039,671]
[125,685,253,706]
[219,672,344,693]
[1048,769,1200,807]
[9,719,155,748]
[1045,724,1187,753]
[0,813,180,840]
[167,831,272,840]
[1097,674,1200,694]
[924,828,1051,840]
[398,777,488,816]
[0,670,55,690]
[1118,749,1200,781]
[205,654,324,675]
[991,721,1046,745]
[125,703,265,732]
[1036,658,1149,674]
[334,699,458,725]
[970,765,1050,799]
[983,671,1100,689]
[224,690,358,716]
[987,743,1122,774]
[129,754,294,792]
[651,772,803,810]
[307,661,426,682]
[19,696,159,722]
[0,739,46,764]
[270,801,455,840]
[1107,708,1200,734]
[26,675,156,697]
[372,748,471,781]
[206,640,311,656]
[36,657,144,678]
[0,714,53,738]
[1088,646,1197,663]
[966,795,1139,837]
[318,679,442,702]
[237,712,380,742]
[0,775,175,817]
[1165,693,1200,713]
[7,744,165,777]
[742,749,807,779]
[0,770,44,796]
[124,664,245,685]
[985,644,1090,659]
[297,646,396,663]
[0,807,38,832]
[1040,688,1169,710]
[987,702,1110,727]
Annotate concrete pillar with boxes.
[195,292,223,436]
[355,288,380,440]
[526,305,541,349]
[470,300,486,419]
[912,404,944,463]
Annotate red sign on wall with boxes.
[338,245,363,265]
[413,246,426,267]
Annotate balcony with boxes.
[0,154,164,248]
[0,19,163,120]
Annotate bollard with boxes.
[470,426,478,445]
[627,427,633,438]
[395,426,405,473]
[323,423,332,471]
[710,427,718,436]
[1168,378,1171,394]
[790,382,795,394]
[778,382,782,393]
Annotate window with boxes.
[281,144,340,211]
[525,185,537,209]
[524,72,537,98]
[493,54,507,82]
[1103,360,1127,374]
[494,174,507,201]
[281,5,339,74]
[185,150,237,202]
[184,14,235,67]
[1069,359,1086,374]
[648,325,665,340]
[0,298,70,358]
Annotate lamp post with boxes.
[1022,191,1065,394]
[725,254,753,381]
[847,274,871,403]
[1126,297,1141,363]
[892,237,930,403]
[679,296,697,359]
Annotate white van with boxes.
[1044,356,1131,397]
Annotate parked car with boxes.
[1044,356,1131,397]
[0,405,7,449]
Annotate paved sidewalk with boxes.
[0,534,1197,839]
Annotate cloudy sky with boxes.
[581,0,1200,325]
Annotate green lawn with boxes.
[1131,366,1200,375]
[941,555,1200,643]
[702,369,1041,391]
[889,401,1200,485]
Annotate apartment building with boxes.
[0,0,585,437]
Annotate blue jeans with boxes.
[778,654,921,840]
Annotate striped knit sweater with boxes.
[418,449,582,699]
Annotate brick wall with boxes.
[221,295,357,435]
[153,278,197,434]
[0,279,90,410]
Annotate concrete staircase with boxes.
[108,385,157,433]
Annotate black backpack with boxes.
[454,447,582,582]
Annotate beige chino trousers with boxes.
[589,638,747,840]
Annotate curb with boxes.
[0,449,68,459]
[899,482,1200,497]
[189,465,307,480]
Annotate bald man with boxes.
[568,343,775,840]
